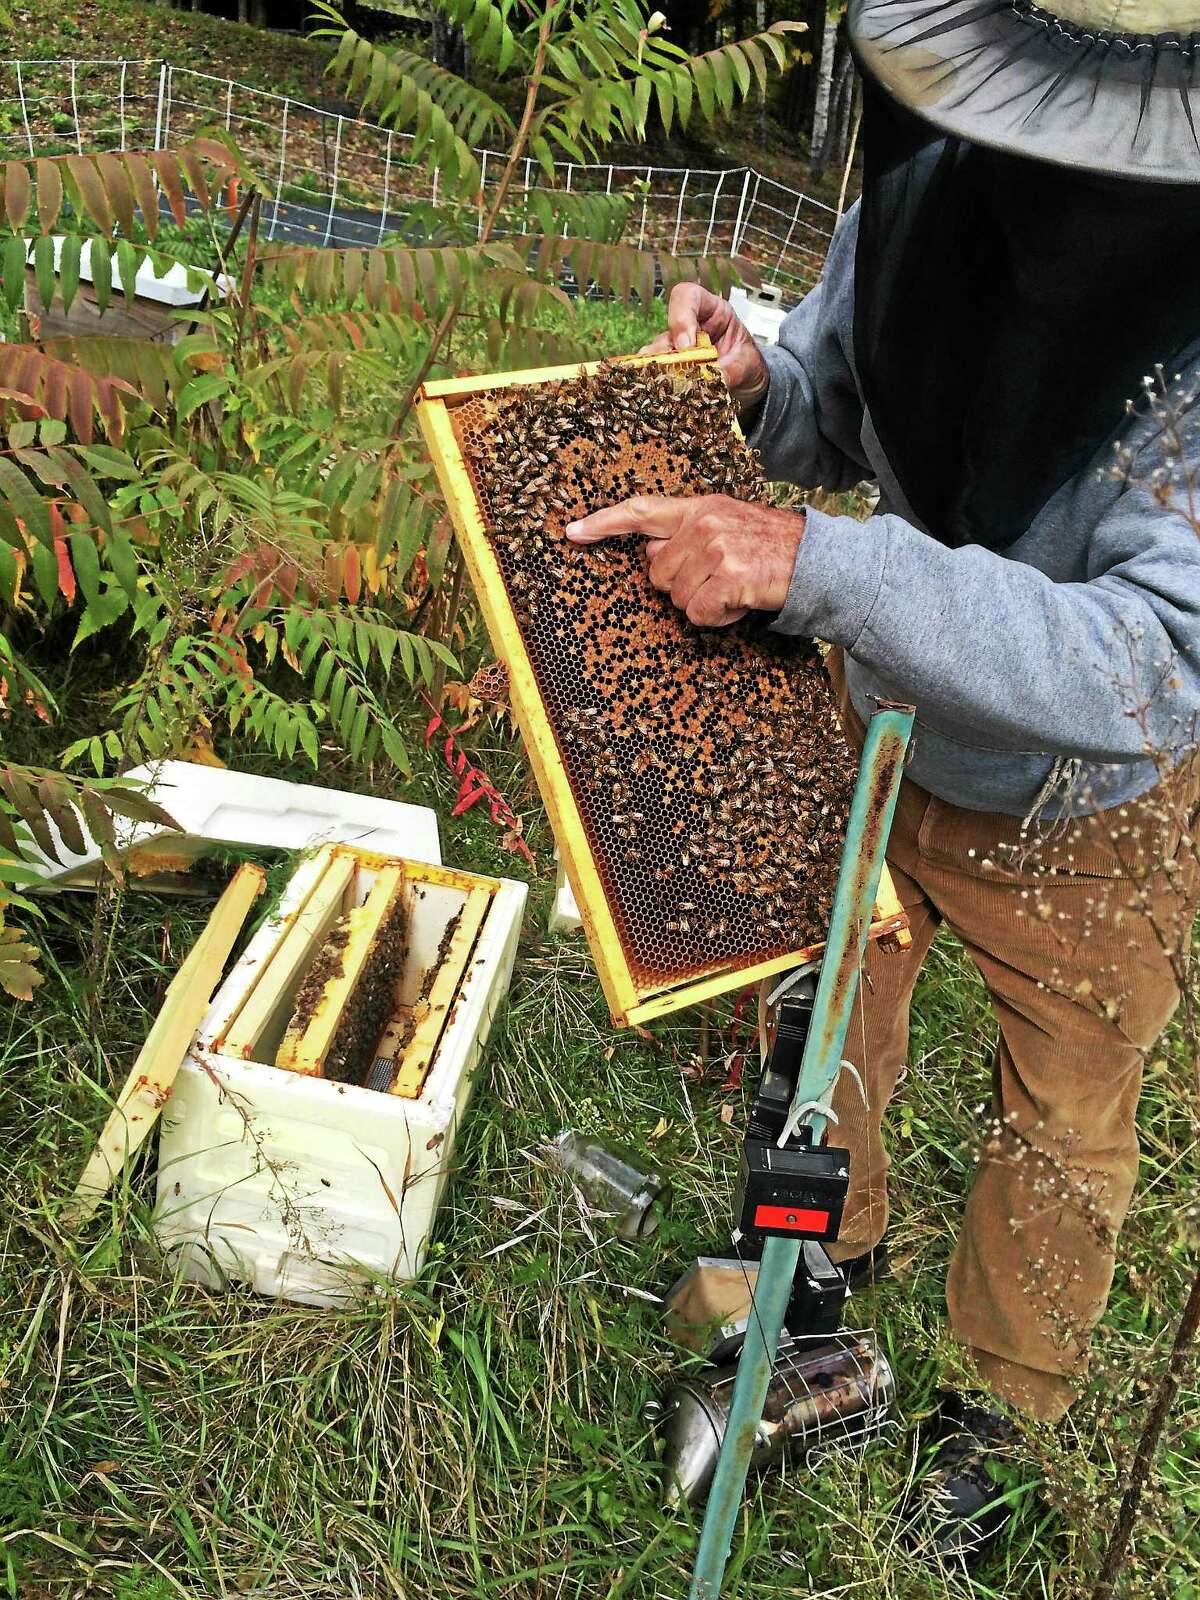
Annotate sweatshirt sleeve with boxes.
[770,483,1200,765]
[744,208,871,493]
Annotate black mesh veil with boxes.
[850,73,1200,552]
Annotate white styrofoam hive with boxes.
[154,847,526,1306]
[27,236,232,306]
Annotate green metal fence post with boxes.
[688,701,915,1600]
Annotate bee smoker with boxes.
[649,977,897,1505]
[647,1330,895,1507]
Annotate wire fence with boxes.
[0,57,836,299]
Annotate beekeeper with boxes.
[568,0,1200,1560]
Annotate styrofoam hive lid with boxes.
[28,760,442,890]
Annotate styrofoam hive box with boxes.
[154,847,526,1306]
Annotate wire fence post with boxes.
[637,165,651,249]
[323,112,343,247]
[69,59,82,155]
[117,59,128,151]
[162,63,174,151]
[270,97,288,241]
[729,168,752,262]
[477,148,488,238]
[153,60,166,149]
[671,168,689,255]
[378,127,393,244]
[15,61,33,158]
[224,77,234,132]
[702,167,726,256]
[772,189,805,281]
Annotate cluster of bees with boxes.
[453,360,858,982]
[285,904,409,1086]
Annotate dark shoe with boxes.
[838,1238,889,1291]
[900,1390,1023,1566]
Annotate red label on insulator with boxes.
[753,1204,830,1233]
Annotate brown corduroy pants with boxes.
[823,650,1200,1421]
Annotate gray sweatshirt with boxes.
[750,203,1200,818]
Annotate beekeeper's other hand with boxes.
[637,285,769,413]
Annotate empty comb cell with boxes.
[417,347,908,1026]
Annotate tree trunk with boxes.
[756,0,768,147]
[810,10,839,177]
[829,53,856,172]
[432,15,466,75]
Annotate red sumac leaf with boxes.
[67,369,94,444]
[35,158,61,232]
[342,542,361,604]
[323,544,343,601]
[4,162,31,233]
[452,786,487,816]
[151,152,187,227]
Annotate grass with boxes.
[3,691,1200,1598]
[2,1,332,101]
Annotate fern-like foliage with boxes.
[0,762,179,996]
[258,240,521,309]
[314,5,511,199]
[0,343,146,443]
[437,0,519,74]
[2,140,248,318]
[531,2,806,165]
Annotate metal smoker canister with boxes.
[545,1131,669,1240]
[647,1331,895,1506]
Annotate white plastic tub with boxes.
[154,848,526,1306]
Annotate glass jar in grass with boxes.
[545,1130,670,1241]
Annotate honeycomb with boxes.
[451,359,859,989]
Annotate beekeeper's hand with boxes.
[565,494,803,628]
[638,285,769,413]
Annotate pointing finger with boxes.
[565,496,688,545]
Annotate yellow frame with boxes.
[390,882,493,1097]
[275,863,408,1076]
[417,345,906,1027]
[220,846,357,1060]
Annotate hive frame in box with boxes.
[154,847,526,1307]
[417,344,907,1027]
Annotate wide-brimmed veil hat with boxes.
[848,0,1200,181]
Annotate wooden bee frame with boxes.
[417,343,907,1028]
